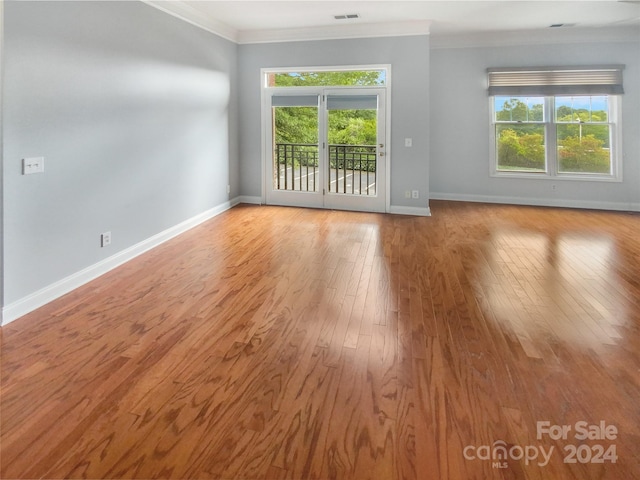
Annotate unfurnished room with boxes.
[1,1,639,479]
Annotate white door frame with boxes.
[262,88,324,209]
[322,87,387,213]
[260,66,391,213]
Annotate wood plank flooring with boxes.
[1,200,639,479]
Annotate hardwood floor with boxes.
[1,201,639,480]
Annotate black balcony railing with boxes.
[274,143,377,195]
[329,144,377,195]
[275,143,319,192]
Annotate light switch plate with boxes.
[101,231,112,247]
[23,157,45,175]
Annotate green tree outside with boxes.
[273,71,380,172]
[496,126,546,171]
[273,71,380,147]
[328,110,377,145]
[272,70,384,87]
[558,135,610,173]
[496,97,610,173]
[274,107,317,144]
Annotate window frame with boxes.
[263,65,388,88]
[490,94,622,182]
[260,65,392,210]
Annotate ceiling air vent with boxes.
[549,23,576,28]
[334,14,359,20]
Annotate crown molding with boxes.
[140,1,636,48]
[141,0,239,43]
[141,1,429,45]
[431,25,640,49]
[237,20,431,44]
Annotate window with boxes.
[266,69,386,87]
[488,66,624,180]
[494,96,546,172]
[555,96,612,174]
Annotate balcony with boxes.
[275,143,377,195]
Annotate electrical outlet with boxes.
[405,138,413,147]
[227,184,231,194]
[405,190,411,199]
[22,157,45,175]
[101,231,112,247]
[412,190,419,199]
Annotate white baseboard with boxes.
[2,200,236,326]
[232,195,262,205]
[236,196,434,216]
[430,192,640,212]
[389,205,432,216]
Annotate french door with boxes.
[264,88,387,213]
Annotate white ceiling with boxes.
[147,0,640,43]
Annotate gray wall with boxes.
[430,40,640,209]
[0,0,4,317]
[3,1,238,304]
[238,35,430,209]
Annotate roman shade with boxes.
[326,95,378,110]
[271,95,319,107]
[487,65,625,96]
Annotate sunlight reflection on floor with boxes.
[480,227,627,354]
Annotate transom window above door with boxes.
[265,69,387,87]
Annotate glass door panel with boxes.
[327,95,378,196]
[324,90,386,212]
[266,94,324,208]
[265,89,386,212]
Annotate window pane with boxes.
[273,106,319,192]
[268,70,386,87]
[328,107,378,196]
[495,96,544,122]
[496,124,546,172]
[556,96,609,123]
[557,124,611,174]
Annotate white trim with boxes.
[384,68,392,214]
[260,66,391,214]
[430,192,639,212]
[2,201,236,326]
[140,1,637,48]
[261,74,268,205]
[389,205,432,217]
[0,0,4,326]
[489,95,623,182]
[141,0,239,43]
[233,195,262,206]
[239,21,431,45]
[141,1,431,45]
[431,26,640,50]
